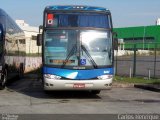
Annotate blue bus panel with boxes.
[45,5,109,12]
[43,66,113,80]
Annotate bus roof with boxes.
[0,8,23,33]
[0,8,7,16]
[45,5,110,12]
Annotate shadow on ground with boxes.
[6,74,101,99]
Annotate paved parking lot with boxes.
[0,77,160,114]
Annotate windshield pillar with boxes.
[76,31,81,66]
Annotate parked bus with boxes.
[0,8,25,89]
[37,5,117,94]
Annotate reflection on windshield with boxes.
[61,44,77,68]
[81,44,98,68]
[44,30,112,68]
[44,30,78,66]
[81,30,112,66]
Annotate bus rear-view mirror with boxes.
[37,34,42,46]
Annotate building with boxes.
[16,20,41,55]
[16,20,42,72]
[114,25,160,50]
[156,18,160,25]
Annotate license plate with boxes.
[73,83,85,88]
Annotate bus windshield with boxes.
[44,29,112,69]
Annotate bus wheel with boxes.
[91,90,101,94]
[0,70,7,90]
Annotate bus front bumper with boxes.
[43,77,113,91]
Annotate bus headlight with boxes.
[97,75,113,80]
[44,74,61,79]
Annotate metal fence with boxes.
[114,43,160,79]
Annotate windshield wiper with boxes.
[61,44,76,68]
[61,44,98,69]
[81,45,98,69]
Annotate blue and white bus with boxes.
[37,5,117,94]
[0,8,26,89]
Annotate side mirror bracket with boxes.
[114,38,118,50]
[37,25,43,46]
[37,34,42,46]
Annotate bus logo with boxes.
[80,59,86,65]
[104,71,110,74]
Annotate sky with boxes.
[0,0,160,28]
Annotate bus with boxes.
[37,5,117,94]
[0,8,25,89]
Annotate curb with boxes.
[112,82,134,88]
[113,82,160,92]
[134,84,160,92]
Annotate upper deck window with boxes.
[45,13,110,28]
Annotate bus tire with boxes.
[91,90,101,94]
[0,70,7,90]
